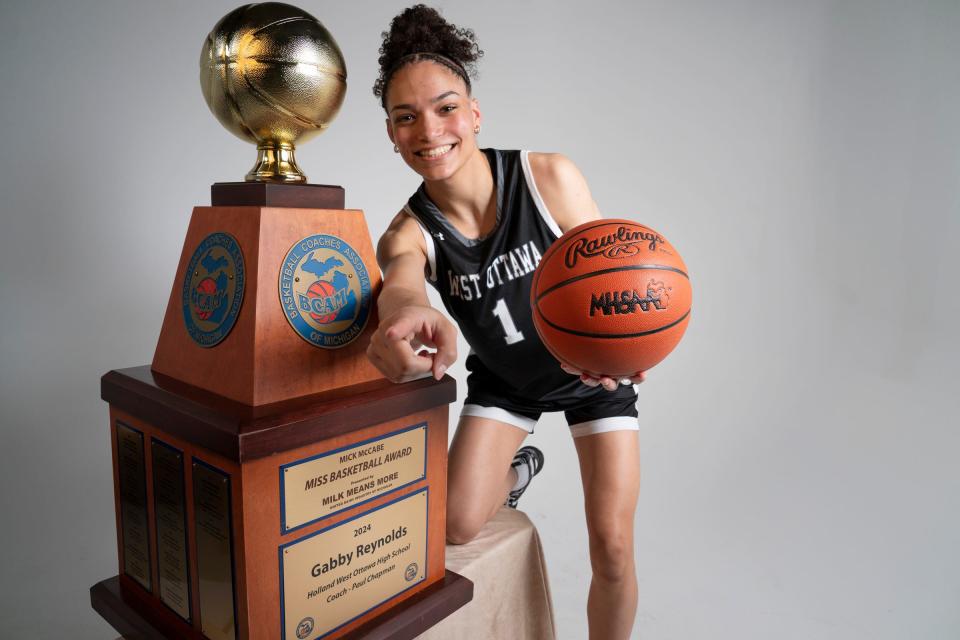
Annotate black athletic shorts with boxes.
[461,353,639,438]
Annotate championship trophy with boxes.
[90,4,472,638]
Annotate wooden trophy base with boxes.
[92,571,472,640]
[95,361,471,639]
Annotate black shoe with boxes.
[505,446,545,509]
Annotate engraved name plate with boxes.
[152,439,191,621]
[193,460,236,640]
[281,424,427,533]
[280,488,428,640]
[116,421,151,592]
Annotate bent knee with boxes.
[446,529,479,546]
[446,518,483,545]
[446,508,486,545]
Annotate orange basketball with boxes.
[531,219,692,377]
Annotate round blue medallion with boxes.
[181,232,245,347]
[278,234,372,349]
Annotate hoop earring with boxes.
[393,144,400,153]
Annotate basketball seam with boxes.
[214,42,257,140]
[250,16,312,37]
[567,219,655,235]
[236,56,347,81]
[239,72,325,130]
[550,219,656,245]
[536,308,691,339]
[535,264,689,302]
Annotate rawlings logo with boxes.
[565,226,664,268]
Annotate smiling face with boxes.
[384,60,481,183]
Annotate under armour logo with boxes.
[432,232,444,241]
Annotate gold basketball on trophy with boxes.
[200,2,347,183]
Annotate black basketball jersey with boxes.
[403,148,594,403]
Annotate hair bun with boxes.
[374,5,483,106]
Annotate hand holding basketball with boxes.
[560,362,646,391]
[367,306,458,383]
[532,219,691,379]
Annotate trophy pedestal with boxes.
[95,366,471,640]
[151,197,385,406]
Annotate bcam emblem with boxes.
[279,234,372,349]
[181,231,245,347]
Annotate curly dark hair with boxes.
[373,5,483,109]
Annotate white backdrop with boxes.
[0,1,957,638]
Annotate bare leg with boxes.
[446,415,529,544]
[574,430,641,640]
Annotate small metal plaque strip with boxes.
[116,421,151,592]
[151,438,191,622]
[193,459,237,640]
[279,488,428,640]
[280,423,427,534]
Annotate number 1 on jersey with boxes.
[492,298,525,345]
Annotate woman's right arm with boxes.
[366,213,458,383]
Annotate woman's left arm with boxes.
[529,152,647,391]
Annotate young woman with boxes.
[366,6,646,639]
